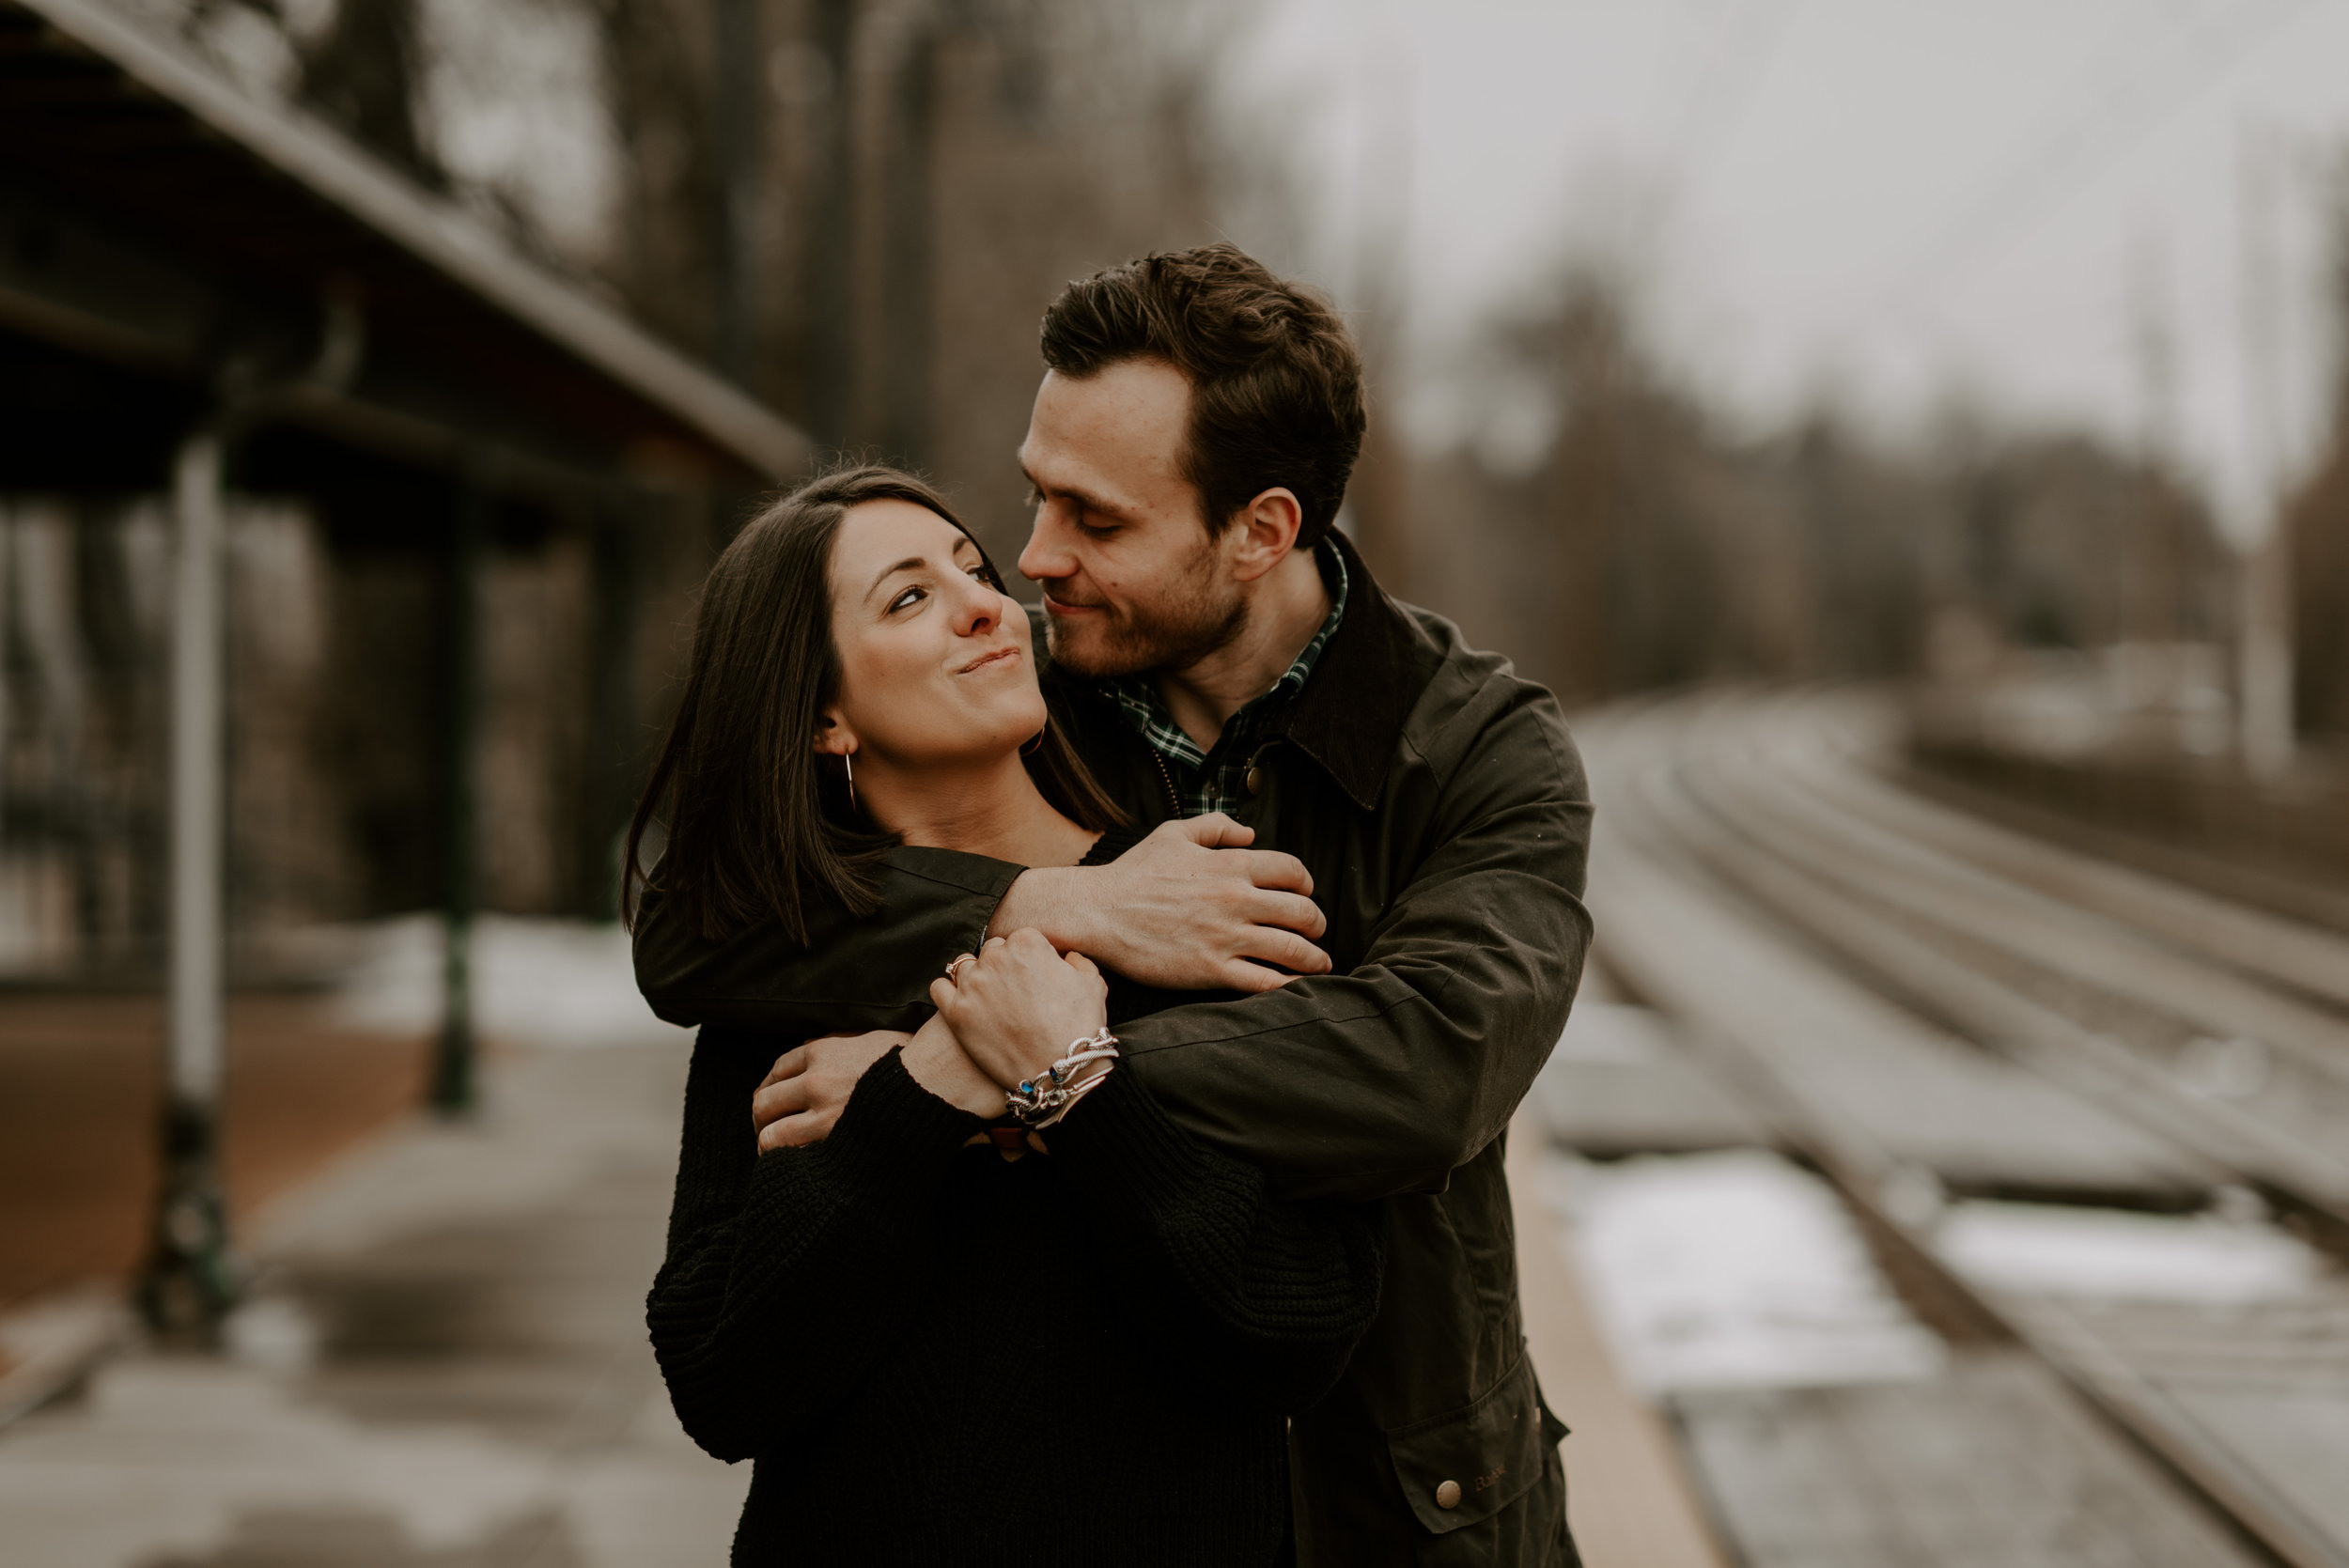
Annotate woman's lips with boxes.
[958,646,1021,674]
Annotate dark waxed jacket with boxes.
[633,533,1595,1567]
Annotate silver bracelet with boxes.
[1006,1028,1119,1127]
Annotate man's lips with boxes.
[958,646,1021,674]
[1042,592,1108,615]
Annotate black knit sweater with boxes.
[647,925,1385,1564]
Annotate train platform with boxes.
[0,930,1731,1567]
[0,1032,747,1568]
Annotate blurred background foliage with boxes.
[6,0,2349,971]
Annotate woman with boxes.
[629,467,1383,1566]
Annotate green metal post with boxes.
[429,478,485,1114]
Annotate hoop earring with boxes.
[1020,729,1046,757]
[844,752,859,814]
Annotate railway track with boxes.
[1575,687,2349,1568]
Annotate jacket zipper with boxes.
[1152,752,1181,818]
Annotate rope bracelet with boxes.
[1005,1027,1120,1129]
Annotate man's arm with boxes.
[1127,690,1589,1202]
[632,818,1330,1033]
[940,688,1594,1205]
[634,847,1016,1035]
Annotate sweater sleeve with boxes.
[1041,1068,1385,1413]
[646,1032,983,1462]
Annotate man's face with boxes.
[1016,359,1247,679]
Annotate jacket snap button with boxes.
[1435,1480,1461,1510]
[1244,765,1264,795]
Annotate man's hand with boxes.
[990,815,1330,993]
[931,930,1110,1090]
[753,1031,903,1150]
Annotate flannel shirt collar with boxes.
[1106,538,1349,782]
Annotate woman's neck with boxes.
[856,749,1097,867]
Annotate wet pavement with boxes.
[0,994,433,1316]
[0,1041,747,1568]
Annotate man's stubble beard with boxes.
[1043,567,1250,682]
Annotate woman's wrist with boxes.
[1004,1026,1120,1129]
[900,1019,1004,1118]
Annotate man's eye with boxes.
[1024,487,1043,508]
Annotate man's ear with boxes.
[1224,488,1305,582]
[814,712,857,758]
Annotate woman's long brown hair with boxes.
[623,465,1124,944]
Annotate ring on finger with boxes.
[944,954,976,983]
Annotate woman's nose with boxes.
[951,576,997,636]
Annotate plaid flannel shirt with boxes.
[1104,539,1349,819]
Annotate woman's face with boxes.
[821,498,1046,770]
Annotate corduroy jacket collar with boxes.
[1263,528,1432,812]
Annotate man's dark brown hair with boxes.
[1040,242,1366,550]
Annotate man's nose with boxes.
[1017,505,1074,583]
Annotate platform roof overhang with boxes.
[0,0,810,496]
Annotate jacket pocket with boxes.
[1384,1350,1554,1536]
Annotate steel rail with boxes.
[1770,692,2349,1010]
[1705,693,2349,1061]
[1585,690,2349,1568]
[1662,695,2349,1196]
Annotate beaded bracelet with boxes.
[1006,1027,1120,1128]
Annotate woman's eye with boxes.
[889,586,924,613]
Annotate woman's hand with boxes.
[930,928,1109,1090]
[899,1011,1005,1119]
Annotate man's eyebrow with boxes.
[1020,466,1125,518]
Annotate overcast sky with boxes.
[1237,0,2349,541]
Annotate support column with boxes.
[2240,521,2295,777]
[711,0,761,386]
[583,494,641,918]
[140,428,234,1338]
[430,480,485,1114]
[805,0,855,447]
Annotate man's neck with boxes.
[1155,545,1330,752]
[861,751,1096,867]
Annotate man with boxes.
[635,243,1593,1566]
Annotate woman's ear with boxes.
[814,711,857,758]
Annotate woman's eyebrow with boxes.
[864,555,928,598]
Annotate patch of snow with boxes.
[1934,1200,2325,1305]
[222,1295,319,1375]
[330,914,691,1051]
[1547,1148,1947,1395]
